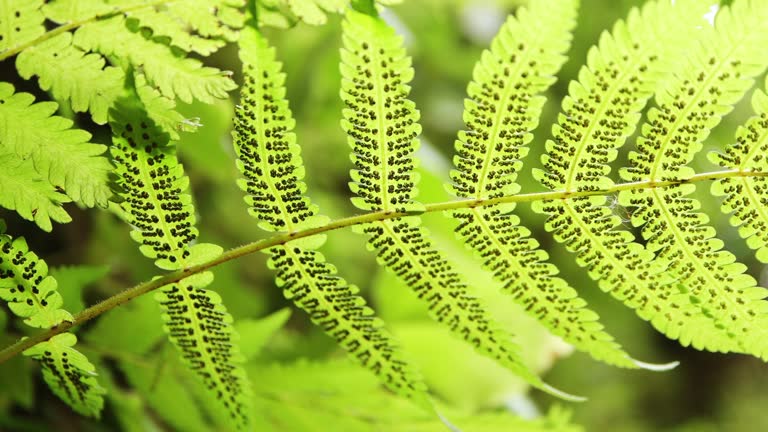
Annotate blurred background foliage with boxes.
[1,0,767,430]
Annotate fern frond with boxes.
[255,0,346,27]
[16,32,125,125]
[232,25,429,406]
[532,0,738,351]
[0,82,112,207]
[74,16,236,104]
[0,151,72,232]
[23,333,106,418]
[710,76,768,263]
[41,0,113,23]
[447,0,638,369]
[134,73,197,139]
[109,0,245,55]
[618,0,768,357]
[340,8,578,400]
[110,98,251,429]
[286,0,346,25]
[0,226,72,328]
[0,0,44,53]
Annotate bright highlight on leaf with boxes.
[533,0,742,352]
[710,75,768,263]
[447,0,644,370]
[340,7,582,401]
[619,0,768,358]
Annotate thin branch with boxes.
[0,168,764,364]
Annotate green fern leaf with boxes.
[0,0,44,53]
[107,0,245,55]
[0,82,112,207]
[110,98,251,429]
[0,151,72,232]
[710,75,768,263]
[16,32,124,125]
[532,0,738,352]
[134,73,198,139]
[232,25,429,406]
[447,0,641,369]
[41,0,113,23]
[618,0,768,357]
[74,16,236,104]
[340,8,579,400]
[23,333,106,418]
[286,0,346,25]
[0,226,72,328]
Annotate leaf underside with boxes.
[232,25,429,407]
[339,8,580,400]
[110,98,251,430]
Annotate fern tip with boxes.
[437,410,462,432]
[631,358,679,372]
[541,383,587,402]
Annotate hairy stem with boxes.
[0,169,764,364]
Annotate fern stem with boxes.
[0,168,765,364]
[0,0,175,62]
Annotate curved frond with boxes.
[340,8,579,400]
[16,32,125,125]
[532,0,739,352]
[233,25,428,406]
[74,16,236,104]
[0,0,44,53]
[710,75,768,262]
[448,0,638,369]
[110,99,251,430]
[0,151,72,232]
[618,0,768,357]
[0,227,72,328]
[0,82,112,207]
[23,333,106,418]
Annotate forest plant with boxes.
[1,0,768,430]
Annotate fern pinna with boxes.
[2,0,768,430]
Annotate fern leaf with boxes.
[109,0,245,55]
[110,98,251,429]
[134,73,197,140]
[74,16,236,104]
[16,32,124,125]
[287,0,346,25]
[447,0,639,369]
[42,0,112,23]
[710,75,768,263]
[23,333,106,418]
[232,25,429,406]
[340,8,579,400]
[0,151,72,232]
[0,226,72,328]
[0,82,112,207]
[0,0,44,53]
[618,0,768,356]
[532,0,739,352]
